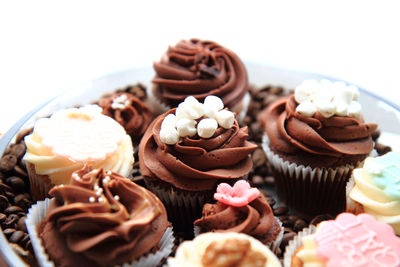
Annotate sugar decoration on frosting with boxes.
[111,94,130,109]
[365,152,400,200]
[295,79,362,118]
[313,213,400,267]
[214,180,260,207]
[160,96,235,144]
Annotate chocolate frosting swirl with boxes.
[99,92,153,143]
[194,195,280,244]
[139,109,257,191]
[259,95,378,167]
[39,167,168,266]
[153,39,248,109]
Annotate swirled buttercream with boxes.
[153,39,248,109]
[39,166,168,266]
[99,92,154,143]
[139,109,257,191]
[259,95,377,167]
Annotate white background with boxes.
[1,1,400,135]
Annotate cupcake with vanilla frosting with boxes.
[23,105,134,201]
[151,39,250,121]
[168,232,281,267]
[139,95,257,231]
[26,166,173,267]
[284,213,400,267]
[347,151,400,234]
[258,79,377,216]
[194,180,282,252]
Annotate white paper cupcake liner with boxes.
[26,199,174,267]
[283,225,316,267]
[193,217,283,254]
[261,134,355,215]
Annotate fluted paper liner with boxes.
[26,163,54,201]
[283,225,316,267]
[262,134,355,216]
[26,199,174,267]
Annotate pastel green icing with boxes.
[368,152,400,200]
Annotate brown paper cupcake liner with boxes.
[26,163,54,201]
[283,225,316,267]
[26,199,175,267]
[262,134,356,216]
[144,179,214,232]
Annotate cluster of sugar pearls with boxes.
[160,96,235,145]
[295,79,362,118]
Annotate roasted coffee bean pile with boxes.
[0,128,35,265]
[0,83,393,265]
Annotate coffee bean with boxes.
[252,148,266,168]
[375,143,392,156]
[294,219,307,232]
[262,94,278,107]
[3,214,19,228]
[3,228,16,237]
[13,165,28,178]
[280,217,293,227]
[5,191,15,200]
[0,182,13,193]
[20,233,30,246]
[17,216,27,232]
[281,232,296,248]
[10,144,26,159]
[371,129,381,141]
[273,206,289,216]
[266,196,276,207]
[25,240,32,251]
[310,214,334,225]
[5,176,25,191]
[9,230,24,243]
[0,213,7,223]
[15,128,32,144]
[14,194,30,210]
[251,175,264,187]
[4,206,23,215]
[0,195,9,211]
[264,176,275,185]
[257,165,269,176]
[0,154,18,172]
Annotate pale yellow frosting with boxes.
[24,105,134,185]
[167,232,281,267]
[296,229,325,267]
[349,157,400,234]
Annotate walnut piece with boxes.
[201,238,267,267]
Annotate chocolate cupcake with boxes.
[26,166,173,267]
[98,92,154,145]
[194,180,282,252]
[139,95,257,231]
[23,105,134,201]
[151,39,250,120]
[347,151,400,235]
[259,79,377,216]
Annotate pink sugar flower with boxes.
[214,180,260,207]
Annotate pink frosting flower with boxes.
[214,180,260,207]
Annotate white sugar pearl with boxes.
[161,114,177,129]
[176,118,197,137]
[203,105,219,119]
[296,101,317,117]
[160,126,179,144]
[314,99,336,118]
[348,101,362,117]
[204,95,224,111]
[335,85,353,105]
[197,118,218,138]
[335,101,349,116]
[216,110,234,129]
[175,104,190,120]
[348,85,359,100]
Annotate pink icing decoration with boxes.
[314,213,400,267]
[214,180,260,207]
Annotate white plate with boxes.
[0,63,399,266]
